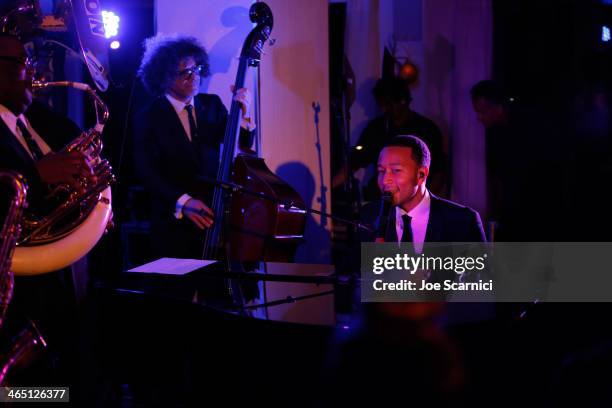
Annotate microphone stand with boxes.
[199,176,374,234]
[237,289,335,311]
[197,176,372,313]
[312,101,328,227]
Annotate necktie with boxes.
[401,214,413,243]
[185,104,198,142]
[16,119,44,160]
[401,214,416,255]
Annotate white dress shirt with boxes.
[164,95,199,218]
[163,95,194,218]
[165,94,196,142]
[166,94,256,219]
[395,189,431,254]
[0,104,52,159]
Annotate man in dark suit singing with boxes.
[134,34,254,259]
[361,135,490,320]
[363,135,485,246]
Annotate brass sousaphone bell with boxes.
[11,80,114,275]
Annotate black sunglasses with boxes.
[177,64,204,79]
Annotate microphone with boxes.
[375,191,393,240]
[197,176,243,192]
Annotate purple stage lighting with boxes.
[102,10,120,39]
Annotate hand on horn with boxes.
[35,150,97,193]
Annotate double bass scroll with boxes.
[202,2,306,262]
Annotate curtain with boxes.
[345,0,492,216]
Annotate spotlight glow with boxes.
[110,40,120,50]
[101,10,120,39]
[603,25,611,42]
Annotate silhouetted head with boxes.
[0,34,34,115]
[470,80,511,128]
[373,76,413,117]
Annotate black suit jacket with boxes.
[0,118,41,196]
[0,100,80,211]
[361,192,486,243]
[359,192,486,292]
[133,93,253,258]
[0,102,82,360]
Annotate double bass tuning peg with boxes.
[269,38,276,46]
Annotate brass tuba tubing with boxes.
[0,320,47,385]
[11,80,114,275]
[0,171,27,326]
[0,4,35,34]
[0,171,47,385]
[32,80,109,128]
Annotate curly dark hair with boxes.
[137,34,210,96]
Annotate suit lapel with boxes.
[424,193,443,242]
[194,95,217,147]
[158,97,199,168]
[0,119,37,167]
[194,95,204,123]
[383,193,442,243]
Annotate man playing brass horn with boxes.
[0,34,97,209]
[0,33,92,386]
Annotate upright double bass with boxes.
[202,2,306,262]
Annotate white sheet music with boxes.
[127,258,217,275]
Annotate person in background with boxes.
[335,76,447,201]
[470,79,564,241]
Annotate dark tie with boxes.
[16,119,44,160]
[185,104,198,142]
[401,214,413,243]
[401,214,416,255]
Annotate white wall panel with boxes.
[155,0,331,263]
[258,0,331,263]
